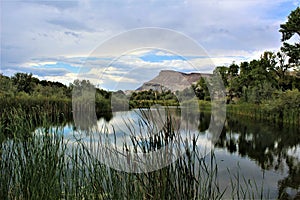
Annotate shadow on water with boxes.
[215,114,300,199]
[71,106,299,198]
[175,107,299,198]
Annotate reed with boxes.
[227,103,300,127]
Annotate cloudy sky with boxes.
[1,0,299,90]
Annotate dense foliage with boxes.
[0,73,111,111]
[129,89,179,108]
[280,7,300,67]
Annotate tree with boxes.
[0,74,16,97]
[213,66,229,87]
[228,63,239,77]
[271,51,294,90]
[12,73,38,94]
[192,77,210,100]
[239,61,252,88]
[279,7,300,67]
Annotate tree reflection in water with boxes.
[214,114,300,199]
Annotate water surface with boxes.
[41,108,300,199]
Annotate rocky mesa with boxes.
[136,70,212,92]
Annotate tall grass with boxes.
[227,103,300,127]
[0,108,268,199]
[0,96,71,116]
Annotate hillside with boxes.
[136,70,211,92]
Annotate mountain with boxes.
[136,70,212,92]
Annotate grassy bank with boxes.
[179,98,299,127]
[0,96,71,117]
[128,96,299,126]
[129,99,179,108]
[227,103,300,127]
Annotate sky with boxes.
[1,0,299,91]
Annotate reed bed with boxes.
[227,103,300,127]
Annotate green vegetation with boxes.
[218,8,300,125]
[280,7,300,67]
[210,7,300,125]
[0,73,111,112]
[129,89,179,108]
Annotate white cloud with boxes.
[103,74,138,83]
[39,72,78,85]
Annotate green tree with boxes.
[0,74,16,97]
[228,63,239,77]
[192,77,210,100]
[213,66,229,87]
[279,7,300,67]
[12,73,38,94]
[226,63,240,102]
[230,52,278,103]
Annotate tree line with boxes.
[193,7,300,106]
[0,73,112,118]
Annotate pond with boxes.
[36,107,300,199]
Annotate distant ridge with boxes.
[136,70,212,92]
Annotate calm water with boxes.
[43,108,300,199]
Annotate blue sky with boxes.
[1,0,299,90]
